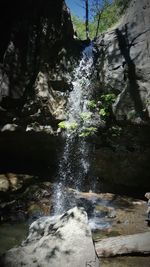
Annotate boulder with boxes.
[0,207,100,267]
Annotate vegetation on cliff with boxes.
[71,0,131,39]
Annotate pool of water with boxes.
[101,257,150,267]
[0,222,28,256]
[0,222,150,267]
[0,189,149,267]
[0,223,150,267]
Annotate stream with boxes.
[0,190,150,266]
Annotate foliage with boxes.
[79,127,97,137]
[99,107,109,118]
[71,0,131,39]
[100,93,116,106]
[99,93,116,119]
[58,121,78,130]
[109,125,122,136]
[58,121,66,129]
[87,100,97,109]
[80,112,92,121]
[72,15,86,40]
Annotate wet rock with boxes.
[94,205,110,218]
[107,208,116,219]
[35,71,67,121]
[0,175,9,192]
[0,178,52,223]
[1,124,19,132]
[0,173,28,192]
[26,123,54,134]
[0,207,99,267]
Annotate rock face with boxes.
[0,207,99,267]
[0,0,74,128]
[92,0,150,192]
[0,0,76,175]
[92,125,150,194]
[94,0,150,123]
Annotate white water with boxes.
[53,44,94,215]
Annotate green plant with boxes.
[71,1,130,39]
[87,100,97,109]
[58,121,67,129]
[79,127,97,137]
[99,108,110,117]
[58,121,78,131]
[99,93,116,119]
[101,93,116,105]
[80,112,92,121]
[109,125,122,136]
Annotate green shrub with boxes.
[99,93,116,119]
[87,100,97,109]
[101,93,116,105]
[99,108,110,118]
[109,125,122,136]
[80,112,92,121]
[58,121,78,131]
[79,127,97,137]
[58,121,67,129]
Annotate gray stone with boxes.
[0,175,9,192]
[0,207,99,267]
[92,0,150,192]
[94,0,150,123]
[0,0,74,130]
[1,124,19,132]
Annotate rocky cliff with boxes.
[92,0,150,193]
[94,0,150,123]
[0,0,76,174]
[0,0,75,128]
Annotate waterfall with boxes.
[53,43,95,215]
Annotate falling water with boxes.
[53,43,95,215]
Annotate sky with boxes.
[65,0,86,20]
[65,0,101,20]
[65,0,107,21]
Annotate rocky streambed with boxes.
[0,173,150,266]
